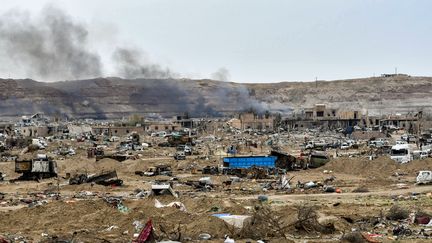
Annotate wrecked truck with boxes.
[69,170,122,186]
[15,154,58,180]
[222,156,278,178]
[135,165,172,177]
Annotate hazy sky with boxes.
[1,0,431,83]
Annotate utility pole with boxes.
[417,111,423,149]
[315,77,318,88]
[395,67,398,75]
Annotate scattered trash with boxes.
[198,233,211,240]
[257,195,268,202]
[103,225,119,232]
[212,214,251,228]
[151,183,178,198]
[304,181,317,189]
[133,219,155,243]
[154,199,186,212]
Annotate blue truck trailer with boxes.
[222,156,278,177]
[223,156,277,169]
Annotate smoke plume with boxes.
[211,67,230,81]
[112,47,175,79]
[0,5,283,118]
[0,6,102,81]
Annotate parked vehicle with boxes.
[413,150,428,160]
[390,144,411,163]
[109,136,120,142]
[416,171,432,184]
[32,138,47,149]
[174,151,186,160]
[369,140,385,148]
[340,143,350,150]
[177,145,192,155]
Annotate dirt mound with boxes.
[322,157,398,177]
[0,197,235,242]
[56,156,96,174]
[94,158,122,172]
[323,157,432,178]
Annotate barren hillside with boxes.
[247,75,432,115]
[0,75,431,119]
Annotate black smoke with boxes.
[0,5,285,118]
[113,47,175,79]
[0,6,102,81]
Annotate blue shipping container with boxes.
[223,156,277,169]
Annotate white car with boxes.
[110,136,120,142]
[417,171,432,184]
[340,143,350,150]
[184,145,192,155]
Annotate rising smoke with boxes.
[211,67,231,81]
[0,5,176,81]
[112,47,175,79]
[0,5,277,117]
[0,6,102,81]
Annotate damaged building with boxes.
[228,112,274,131]
[284,104,379,131]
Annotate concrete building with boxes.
[379,115,419,133]
[285,104,362,130]
[238,112,274,131]
[145,122,181,132]
[18,125,57,137]
[92,126,145,137]
[227,118,241,130]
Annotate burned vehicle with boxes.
[174,151,186,160]
[135,165,173,177]
[308,151,330,168]
[15,154,58,180]
[69,170,122,186]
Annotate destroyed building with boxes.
[145,121,181,132]
[231,112,274,131]
[17,125,57,137]
[284,104,380,131]
[92,125,145,136]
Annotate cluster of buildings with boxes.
[0,105,427,139]
[0,113,209,138]
[283,104,424,133]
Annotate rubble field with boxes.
[1,129,432,243]
[0,150,432,242]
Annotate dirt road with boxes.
[235,184,432,202]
